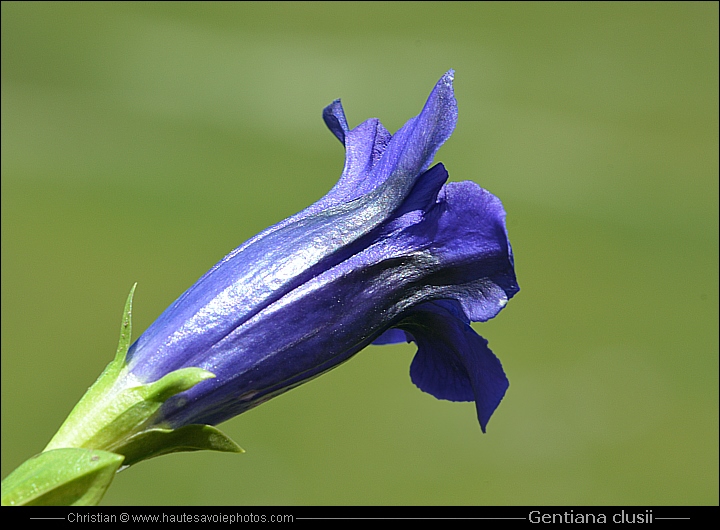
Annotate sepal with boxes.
[116,424,244,467]
[45,284,139,450]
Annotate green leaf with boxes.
[1,448,124,506]
[117,425,244,467]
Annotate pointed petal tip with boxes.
[323,99,349,145]
[433,70,455,98]
[476,375,509,434]
[435,70,455,94]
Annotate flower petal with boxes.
[316,117,392,208]
[322,99,349,145]
[402,300,509,432]
[372,328,411,345]
[419,180,519,322]
[364,70,457,206]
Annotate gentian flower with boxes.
[2,71,519,508]
[123,70,519,433]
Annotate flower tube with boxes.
[124,70,519,433]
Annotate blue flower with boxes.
[126,71,518,433]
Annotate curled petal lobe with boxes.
[402,301,509,433]
[322,99,349,145]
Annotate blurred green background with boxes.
[2,2,717,506]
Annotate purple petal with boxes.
[372,328,411,345]
[322,99,349,145]
[403,301,509,432]
[422,180,519,321]
[315,70,457,212]
[367,70,457,197]
[316,118,392,207]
